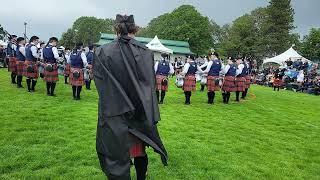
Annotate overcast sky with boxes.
[0,0,319,41]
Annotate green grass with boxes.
[0,68,319,179]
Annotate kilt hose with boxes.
[8,57,17,73]
[156,75,169,91]
[245,75,251,89]
[16,61,25,76]
[222,76,236,92]
[273,78,283,87]
[43,63,59,82]
[235,77,246,92]
[64,64,70,76]
[183,75,196,92]
[69,68,85,86]
[207,76,220,92]
[24,60,39,79]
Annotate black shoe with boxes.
[159,101,163,104]
[17,85,23,88]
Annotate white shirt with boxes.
[39,48,44,60]
[236,64,245,76]
[223,64,231,75]
[199,60,208,69]
[67,50,88,68]
[182,61,203,74]
[11,43,17,53]
[203,59,224,73]
[30,43,39,59]
[154,60,174,75]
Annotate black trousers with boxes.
[72,86,82,99]
[26,78,37,91]
[184,91,192,104]
[46,82,56,96]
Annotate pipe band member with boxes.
[68,43,88,100]
[85,45,94,90]
[181,54,204,105]
[242,59,251,99]
[7,35,18,84]
[15,37,26,88]
[203,52,223,104]
[222,57,237,104]
[94,14,167,180]
[235,58,246,102]
[154,53,174,104]
[42,37,60,96]
[24,36,40,92]
[63,48,71,84]
[199,56,209,92]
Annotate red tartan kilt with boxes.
[222,76,236,92]
[207,76,220,92]
[64,64,71,76]
[245,75,251,89]
[183,75,196,92]
[235,77,246,92]
[69,68,84,86]
[273,79,283,87]
[43,63,59,82]
[24,60,39,79]
[156,75,168,91]
[8,57,17,72]
[16,61,25,76]
[129,134,146,158]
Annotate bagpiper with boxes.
[24,36,40,92]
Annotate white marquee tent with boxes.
[146,36,173,54]
[263,47,311,65]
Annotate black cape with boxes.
[93,36,167,177]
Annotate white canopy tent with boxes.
[263,47,311,65]
[146,35,173,54]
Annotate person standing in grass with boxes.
[235,58,246,102]
[24,36,40,92]
[42,37,60,96]
[15,37,26,88]
[94,14,167,180]
[63,48,71,84]
[241,59,251,99]
[85,45,94,90]
[203,52,223,104]
[68,43,87,100]
[154,53,174,104]
[222,57,237,104]
[181,55,203,105]
[7,35,18,84]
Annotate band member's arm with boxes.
[169,63,174,75]
[236,64,244,76]
[52,47,60,60]
[199,61,208,69]
[31,45,39,59]
[11,44,17,55]
[181,63,190,75]
[203,61,213,73]
[81,52,88,67]
[154,61,159,73]
[223,64,230,75]
[19,46,26,56]
[66,55,71,64]
[197,65,204,73]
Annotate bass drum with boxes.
[83,68,90,80]
[58,64,65,75]
[175,74,184,88]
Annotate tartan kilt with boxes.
[183,75,196,92]
[64,64,70,76]
[69,68,84,86]
[273,78,283,87]
[24,60,38,79]
[245,75,251,89]
[129,134,146,158]
[222,76,236,92]
[8,57,17,72]
[156,75,169,91]
[235,77,246,92]
[43,63,59,82]
[207,76,220,92]
[16,61,25,76]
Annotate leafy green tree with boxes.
[300,28,320,61]
[60,16,114,47]
[138,5,214,55]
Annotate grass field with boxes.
[0,68,319,179]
